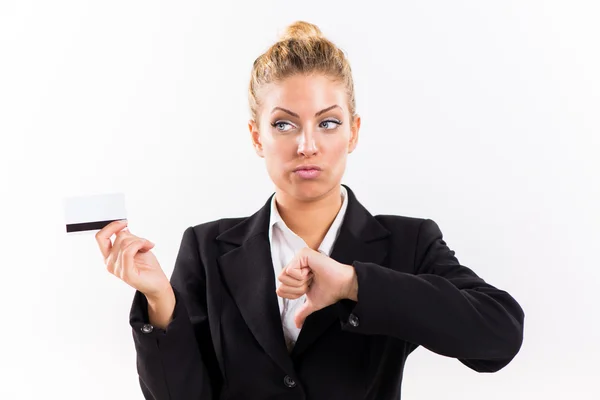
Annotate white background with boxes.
[1,1,599,399]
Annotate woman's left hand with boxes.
[276,247,358,328]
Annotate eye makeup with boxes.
[270,118,342,132]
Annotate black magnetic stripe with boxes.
[66,219,123,233]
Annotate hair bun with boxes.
[279,21,323,41]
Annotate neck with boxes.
[274,185,343,247]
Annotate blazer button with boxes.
[141,324,154,333]
[283,375,296,388]
[348,314,359,327]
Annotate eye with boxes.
[319,119,342,130]
[271,121,295,132]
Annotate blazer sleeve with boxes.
[337,218,525,373]
[129,226,220,399]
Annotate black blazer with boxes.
[129,184,524,400]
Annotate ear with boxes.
[348,114,361,154]
[248,119,264,158]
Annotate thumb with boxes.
[294,300,315,329]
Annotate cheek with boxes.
[262,141,291,170]
[328,141,350,172]
[263,136,296,158]
[329,139,350,159]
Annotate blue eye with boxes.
[270,119,342,132]
[271,121,294,132]
[320,119,342,130]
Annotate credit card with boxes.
[64,192,127,233]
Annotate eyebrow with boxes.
[271,105,341,118]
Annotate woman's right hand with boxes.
[96,220,171,299]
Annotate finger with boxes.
[124,237,155,254]
[276,282,310,297]
[119,233,153,251]
[105,251,116,274]
[276,288,304,300]
[286,252,309,272]
[276,285,306,297]
[111,232,140,277]
[119,238,154,281]
[138,244,154,253]
[286,265,311,280]
[117,238,154,280]
[105,225,134,265]
[295,301,314,329]
[107,229,132,270]
[277,272,307,287]
[276,284,307,296]
[278,271,314,288]
[285,266,302,280]
[95,219,128,259]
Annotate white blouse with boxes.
[268,185,349,352]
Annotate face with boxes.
[249,73,360,202]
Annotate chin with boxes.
[287,180,335,201]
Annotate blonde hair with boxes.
[248,21,356,124]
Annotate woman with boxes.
[96,21,524,400]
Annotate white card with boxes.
[64,192,127,233]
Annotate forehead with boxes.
[259,74,347,114]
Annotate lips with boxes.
[293,165,322,179]
[293,165,322,172]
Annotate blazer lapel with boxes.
[215,185,392,370]
[216,195,295,375]
[290,185,391,358]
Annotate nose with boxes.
[297,126,318,157]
